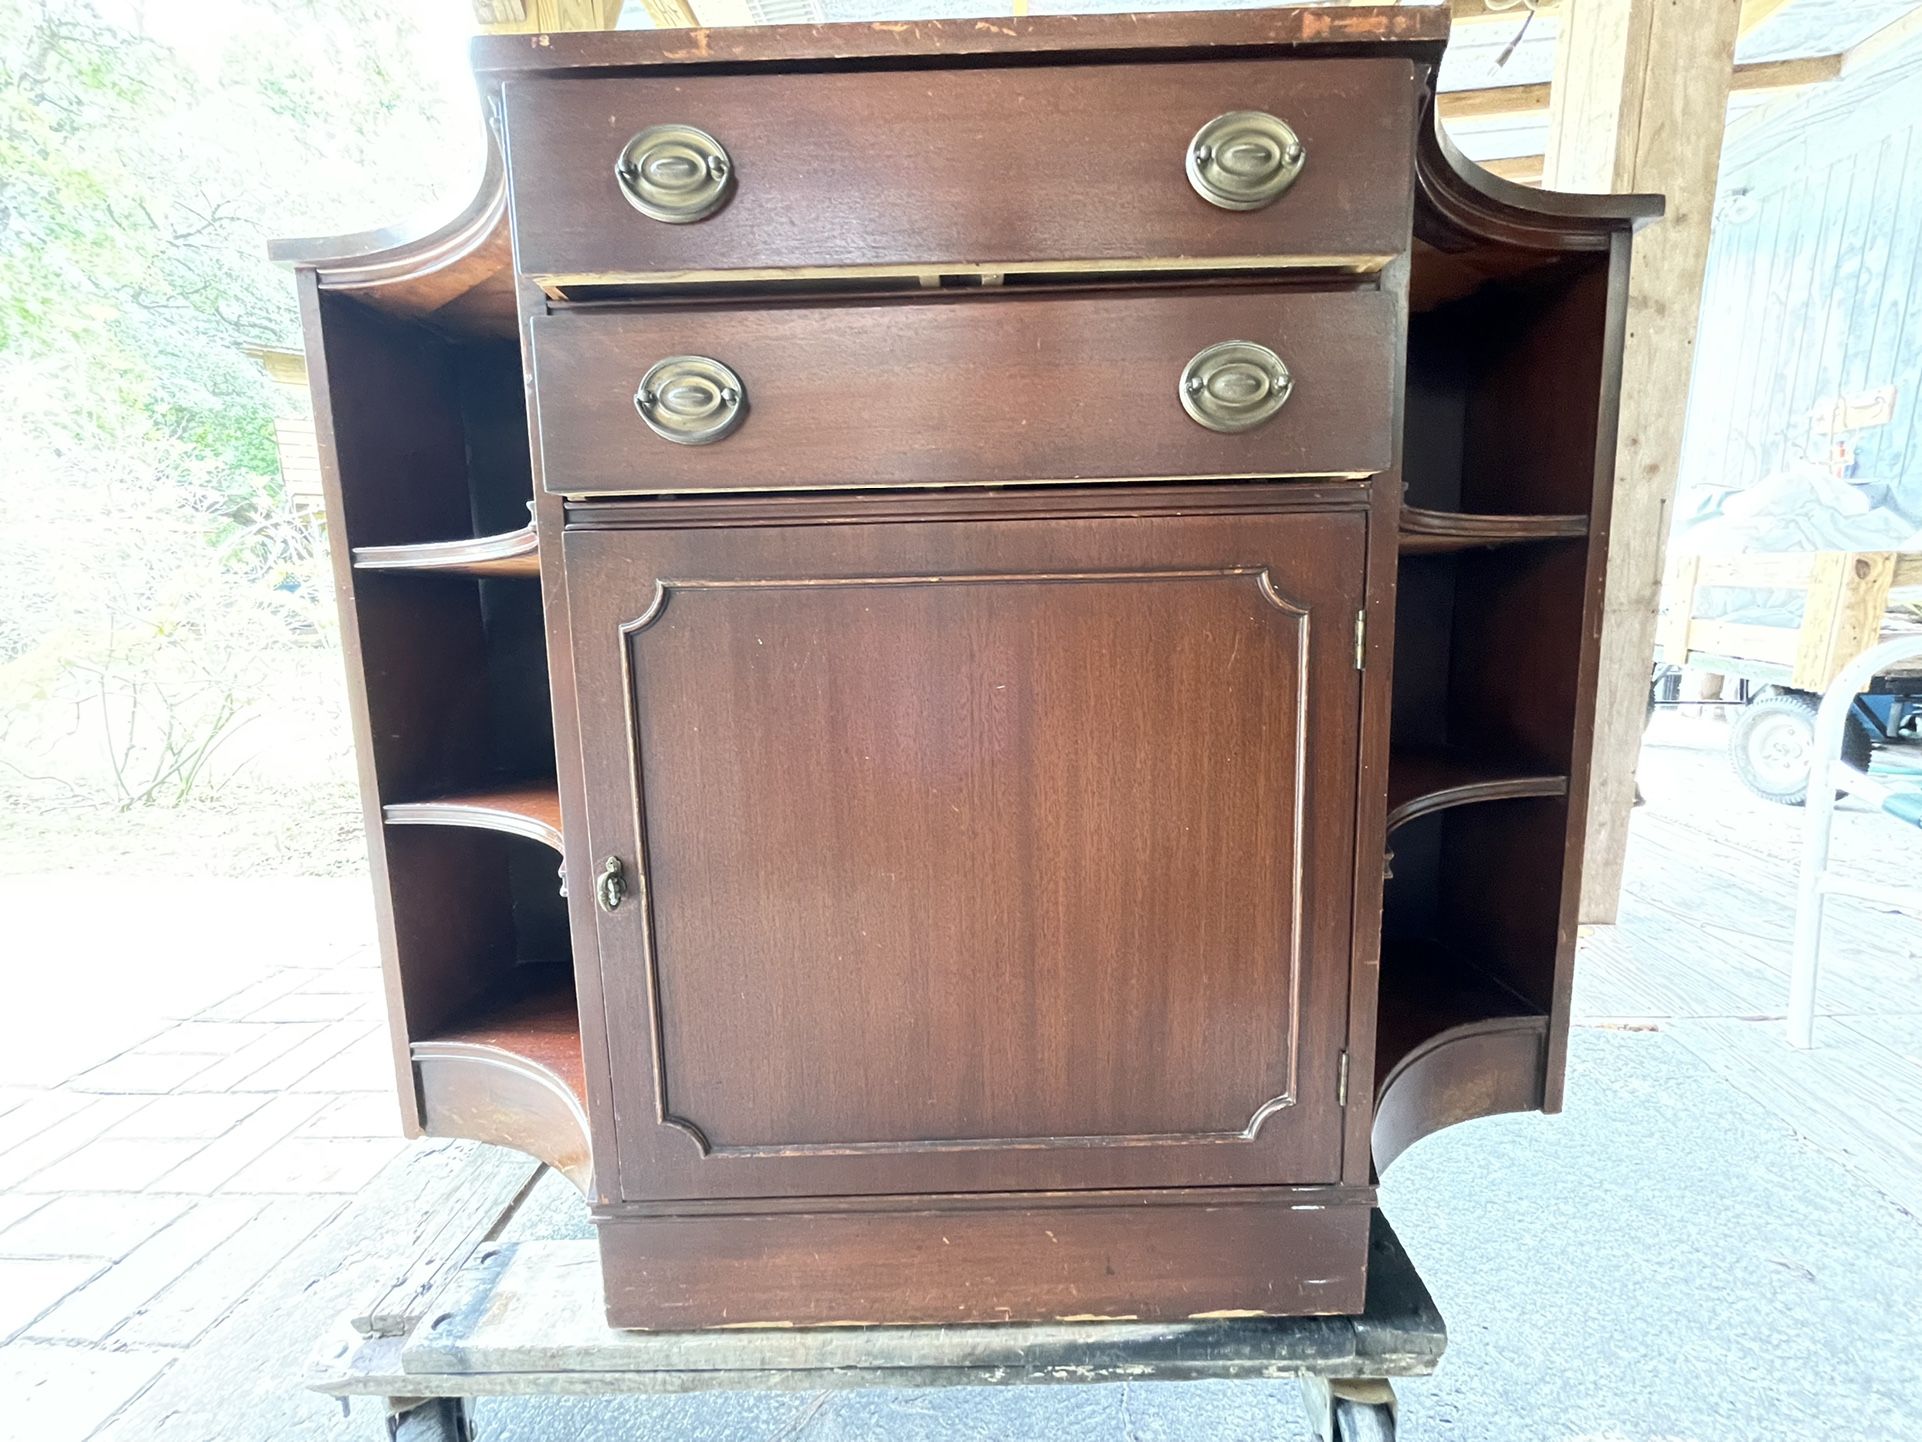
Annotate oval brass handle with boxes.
[595,855,626,913]
[634,356,747,446]
[1179,341,1293,433]
[615,124,734,224]
[1186,111,1305,212]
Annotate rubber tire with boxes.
[1333,1397,1396,1442]
[1727,689,1872,807]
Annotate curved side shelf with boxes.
[269,125,510,329]
[414,977,591,1194]
[1387,750,1568,834]
[1398,507,1588,554]
[1372,1015,1547,1173]
[353,522,539,579]
[384,783,564,853]
[1417,99,1662,254]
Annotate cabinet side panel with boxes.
[301,281,518,1118]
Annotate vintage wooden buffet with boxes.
[275,6,1659,1330]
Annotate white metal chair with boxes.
[1787,635,1922,1048]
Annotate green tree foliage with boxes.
[0,0,472,815]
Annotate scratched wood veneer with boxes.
[274,7,1657,1332]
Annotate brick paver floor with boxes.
[0,875,403,1442]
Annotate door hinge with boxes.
[1354,609,1366,669]
[1338,1050,1350,1106]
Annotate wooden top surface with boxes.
[471,7,1451,77]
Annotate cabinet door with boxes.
[566,503,1367,1202]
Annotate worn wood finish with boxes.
[597,1193,1371,1329]
[506,61,1420,285]
[1550,0,1742,926]
[473,9,1449,78]
[281,8,1651,1331]
[1385,749,1569,834]
[414,967,593,1191]
[353,523,540,578]
[532,288,1397,494]
[565,496,1367,1204]
[317,1210,1439,1395]
[384,782,564,853]
[349,1146,541,1340]
[1398,506,1588,553]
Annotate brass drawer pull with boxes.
[1186,111,1305,212]
[634,356,748,446]
[1179,340,1292,433]
[616,124,735,224]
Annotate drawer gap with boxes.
[541,259,1392,309]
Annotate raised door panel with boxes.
[565,501,1366,1201]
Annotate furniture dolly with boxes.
[310,1173,1441,1442]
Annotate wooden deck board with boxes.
[1579,723,1922,1221]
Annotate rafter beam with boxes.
[1737,0,1797,38]
[1439,52,1839,122]
[472,0,629,31]
[1482,153,1544,184]
[1449,0,1559,25]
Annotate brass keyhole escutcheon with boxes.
[616,124,735,223]
[1186,110,1305,211]
[1179,340,1293,433]
[634,356,748,446]
[595,855,626,914]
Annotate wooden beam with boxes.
[1439,83,1551,122]
[1737,0,1795,39]
[1450,0,1560,24]
[1843,2,1922,75]
[1439,54,1838,123]
[1790,553,1899,691]
[1482,153,1545,184]
[473,0,627,31]
[1548,0,1743,926]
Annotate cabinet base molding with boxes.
[595,1189,1373,1329]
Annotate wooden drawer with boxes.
[502,59,1420,285]
[530,287,1396,495]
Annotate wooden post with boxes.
[1547,0,1743,925]
[1791,552,1898,692]
[1652,553,1698,663]
[473,0,651,33]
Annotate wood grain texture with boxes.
[1549,0,1737,925]
[472,9,1449,78]
[531,287,1398,494]
[353,522,540,578]
[392,1213,1435,1381]
[563,499,1366,1202]
[504,61,1419,282]
[415,965,592,1191]
[384,782,565,853]
[1398,506,1588,553]
[1385,749,1568,834]
[596,1193,1371,1328]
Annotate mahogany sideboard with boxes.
[274,6,1659,1330]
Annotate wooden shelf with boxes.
[383,782,563,852]
[1370,938,1548,1169]
[1386,748,1567,833]
[412,966,591,1191]
[1398,507,1587,554]
[352,522,538,578]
